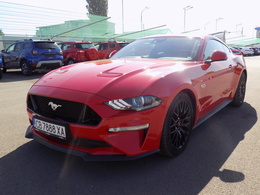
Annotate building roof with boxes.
[227,38,260,47]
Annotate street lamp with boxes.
[141,6,149,31]
[204,21,211,32]
[215,17,223,32]
[183,5,193,32]
[122,0,124,33]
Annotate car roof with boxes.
[58,41,93,44]
[16,39,54,42]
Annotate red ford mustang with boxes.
[25,35,247,161]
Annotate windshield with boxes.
[111,36,202,61]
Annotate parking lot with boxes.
[0,56,259,194]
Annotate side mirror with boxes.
[206,50,227,63]
[1,50,5,53]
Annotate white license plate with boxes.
[33,118,67,139]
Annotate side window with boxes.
[24,42,30,49]
[14,42,23,52]
[221,44,230,55]
[109,44,116,48]
[63,44,71,50]
[6,44,16,53]
[203,40,225,60]
[58,44,63,50]
[98,44,108,50]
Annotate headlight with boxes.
[105,95,162,111]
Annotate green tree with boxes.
[0,29,4,35]
[86,0,108,17]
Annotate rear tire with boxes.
[21,61,32,76]
[160,92,194,157]
[67,59,75,65]
[0,70,3,79]
[231,72,246,107]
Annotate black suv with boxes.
[0,39,63,75]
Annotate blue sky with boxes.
[1,0,259,38]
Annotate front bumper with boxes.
[25,125,159,161]
[26,86,167,161]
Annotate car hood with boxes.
[33,59,195,99]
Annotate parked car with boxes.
[230,47,242,55]
[58,41,99,65]
[250,47,260,55]
[25,35,247,161]
[96,40,129,59]
[0,58,3,79]
[238,47,254,56]
[0,39,63,75]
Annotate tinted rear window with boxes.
[34,42,58,49]
[74,43,94,49]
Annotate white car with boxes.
[238,47,254,56]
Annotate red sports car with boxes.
[25,35,247,161]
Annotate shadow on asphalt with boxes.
[0,103,257,195]
[0,69,50,83]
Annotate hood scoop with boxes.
[98,65,125,77]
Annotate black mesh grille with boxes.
[27,95,102,126]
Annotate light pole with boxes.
[183,5,193,32]
[215,17,223,32]
[204,21,211,32]
[141,6,149,31]
[122,0,124,33]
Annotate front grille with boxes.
[27,95,102,126]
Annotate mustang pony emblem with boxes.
[48,102,62,111]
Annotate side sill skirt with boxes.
[194,99,233,129]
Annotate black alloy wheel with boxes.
[231,72,246,107]
[21,61,32,76]
[160,92,194,157]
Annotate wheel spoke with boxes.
[169,99,192,149]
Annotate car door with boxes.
[2,43,16,68]
[9,42,24,68]
[97,43,108,59]
[201,39,234,111]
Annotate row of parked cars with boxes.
[0,39,129,77]
[231,47,260,56]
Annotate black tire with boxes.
[160,92,194,157]
[0,70,3,79]
[21,61,32,76]
[3,68,7,73]
[67,59,75,65]
[231,72,246,107]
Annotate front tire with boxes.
[21,61,32,76]
[231,72,246,107]
[160,92,194,157]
